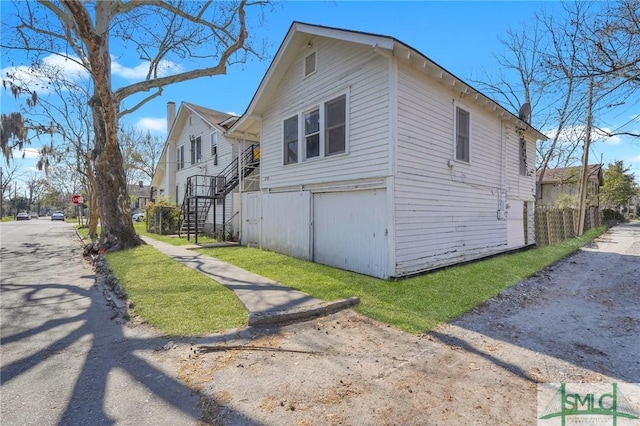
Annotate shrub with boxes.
[146,198,180,235]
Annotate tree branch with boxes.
[118,88,163,118]
[114,1,248,104]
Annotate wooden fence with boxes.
[534,206,602,246]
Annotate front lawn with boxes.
[198,227,606,334]
[106,245,247,336]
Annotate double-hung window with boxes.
[190,136,202,165]
[211,132,219,165]
[283,93,347,165]
[284,116,299,165]
[325,95,346,156]
[455,106,470,163]
[176,145,185,170]
[304,109,320,159]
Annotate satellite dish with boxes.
[518,102,531,123]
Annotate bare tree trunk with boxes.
[66,0,141,251]
[91,99,141,250]
[84,157,99,241]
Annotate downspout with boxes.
[499,121,507,220]
[234,137,243,242]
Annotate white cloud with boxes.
[111,60,150,80]
[544,125,623,145]
[16,147,40,159]
[543,126,585,145]
[135,117,167,133]
[1,54,88,95]
[594,127,622,145]
[111,58,183,81]
[3,54,184,96]
[42,55,87,79]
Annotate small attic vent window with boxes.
[304,51,316,77]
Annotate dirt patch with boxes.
[153,224,640,424]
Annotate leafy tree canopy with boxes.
[600,160,639,209]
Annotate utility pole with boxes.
[576,79,594,236]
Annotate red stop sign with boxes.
[72,194,83,205]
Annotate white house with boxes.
[227,22,548,279]
[152,101,258,237]
[128,182,152,214]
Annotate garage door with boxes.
[313,189,388,278]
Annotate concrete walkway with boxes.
[141,236,359,326]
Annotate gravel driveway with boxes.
[160,223,640,425]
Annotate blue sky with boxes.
[2,1,639,183]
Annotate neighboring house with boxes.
[227,22,547,279]
[537,164,604,208]
[152,101,258,237]
[128,181,152,213]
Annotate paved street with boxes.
[0,219,199,425]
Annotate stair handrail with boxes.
[177,178,192,236]
[210,144,261,198]
[222,210,240,240]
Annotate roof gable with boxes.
[152,102,237,187]
[228,22,547,141]
[182,102,237,130]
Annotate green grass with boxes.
[198,227,606,334]
[105,245,247,336]
[76,222,218,246]
[133,221,218,246]
[1,216,14,222]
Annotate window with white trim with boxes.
[325,95,346,156]
[176,145,185,170]
[304,108,320,159]
[304,51,316,77]
[455,106,470,162]
[190,136,202,165]
[211,132,219,165]
[283,93,347,165]
[283,116,298,165]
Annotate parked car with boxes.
[51,211,65,221]
[16,212,30,221]
[132,212,145,222]
[30,212,39,219]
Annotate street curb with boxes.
[248,297,360,327]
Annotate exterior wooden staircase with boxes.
[178,144,260,240]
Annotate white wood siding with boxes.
[313,189,388,278]
[259,38,391,190]
[503,124,537,247]
[173,112,237,225]
[504,127,537,202]
[242,191,312,259]
[394,65,511,275]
